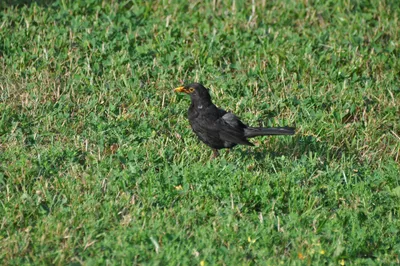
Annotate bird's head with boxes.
[174,83,212,103]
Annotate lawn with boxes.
[1,0,399,264]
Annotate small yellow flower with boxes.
[298,253,305,260]
[175,185,183,190]
[340,259,345,265]
[200,260,205,266]
[247,237,256,243]
[320,250,325,255]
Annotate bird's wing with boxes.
[220,112,248,128]
[192,106,253,146]
[210,113,253,146]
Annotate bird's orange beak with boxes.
[174,86,194,94]
[174,86,186,93]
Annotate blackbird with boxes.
[174,83,295,158]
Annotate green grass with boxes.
[1,0,399,264]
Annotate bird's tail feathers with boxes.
[244,126,295,138]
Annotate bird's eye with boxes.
[187,88,195,93]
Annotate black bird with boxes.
[174,83,295,158]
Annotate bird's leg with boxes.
[225,148,231,156]
[211,149,220,159]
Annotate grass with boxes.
[1,0,399,264]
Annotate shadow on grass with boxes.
[235,134,346,163]
[1,0,54,8]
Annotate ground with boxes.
[0,0,399,264]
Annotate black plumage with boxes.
[174,83,295,158]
